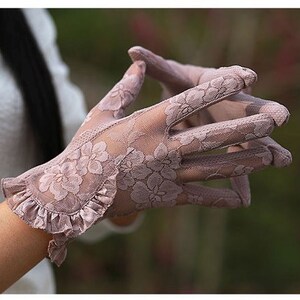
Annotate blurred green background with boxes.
[49,9,300,293]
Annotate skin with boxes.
[0,199,138,292]
[0,200,51,292]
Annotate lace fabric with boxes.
[2,55,291,266]
[129,46,292,205]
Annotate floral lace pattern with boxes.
[39,162,83,201]
[76,141,109,175]
[39,141,109,201]
[128,45,292,208]
[115,148,151,190]
[115,143,182,209]
[98,62,145,119]
[108,119,145,147]
[2,59,291,267]
[131,173,182,209]
[165,76,243,127]
[146,143,180,180]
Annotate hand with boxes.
[2,59,276,266]
[128,46,292,204]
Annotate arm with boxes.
[0,200,50,292]
[0,200,140,291]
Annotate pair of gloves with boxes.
[1,46,292,266]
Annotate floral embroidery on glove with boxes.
[39,162,83,201]
[2,51,291,267]
[129,45,292,207]
[131,172,183,209]
[116,148,151,190]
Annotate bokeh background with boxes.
[49,9,300,293]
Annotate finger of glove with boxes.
[176,183,246,208]
[171,113,274,155]
[157,67,256,129]
[226,92,290,126]
[161,62,288,130]
[175,92,289,133]
[128,46,193,94]
[97,61,146,119]
[129,47,257,98]
[240,136,292,168]
[230,175,251,207]
[177,145,273,184]
[129,47,280,135]
[228,145,251,207]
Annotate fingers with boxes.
[230,175,251,207]
[129,46,289,128]
[228,145,251,207]
[129,46,290,129]
[177,183,246,208]
[240,137,292,168]
[158,67,256,129]
[128,46,193,94]
[97,61,146,119]
[170,89,289,130]
[171,113,274,155]
[177,144,252,207]
[176,136,291,186]
[129,46,258,98]
[226,92,290,126]
[177,144,273,183]
[171,93,289,135]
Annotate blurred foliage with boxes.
[49,9,300,293]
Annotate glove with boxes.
[128,46,292,204]
[1,59,276,266]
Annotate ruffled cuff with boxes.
[1,173,118,266]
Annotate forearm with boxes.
[0,200,51,292]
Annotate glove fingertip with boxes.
[269,146,292,168]
[128,46,148,62]
[260,103,290,126]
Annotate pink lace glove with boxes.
[1,59,275,266]
[129,46,292,204]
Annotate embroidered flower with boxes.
[184,87,206,108]
[146,143,180,180]
[39,161,83,201]
[177,131,207,146]
[245,118,273,140]
[202,78,225,102]
[202,76,241,103]
[131,173,182,209]
[98,82,133,112]
[77,141,109,176]
[165,88,206,126]
[165,97,191,126]
[116,148,151,190]
[197,127,235,151]
[108,119,145,146]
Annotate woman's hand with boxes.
[2,56,287,266]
